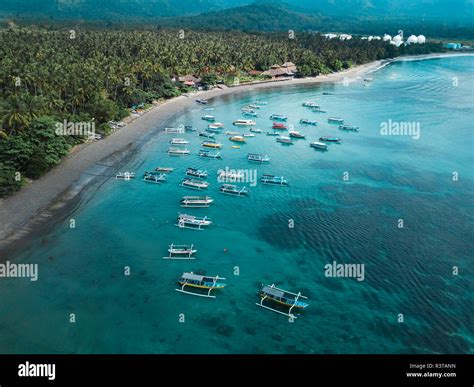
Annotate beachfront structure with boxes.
[178,75,202,87]
[262,62,298,79]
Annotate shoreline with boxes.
[0,53,469,253]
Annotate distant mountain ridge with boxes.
[0,0,472,23]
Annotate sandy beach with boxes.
[0,57,420,252]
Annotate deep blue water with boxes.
[0,56,473,354]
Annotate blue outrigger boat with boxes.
[256,284,309,319]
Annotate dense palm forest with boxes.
[0,26,445,197]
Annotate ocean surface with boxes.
[0,56,473,354]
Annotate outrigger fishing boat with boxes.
[319,136,342,143]
[269,114,288,121]
[248,153,270,163]
[302,101,319,108]
[164,127,185,133]
[300,119,317,126]
[143,172,166,184]
[206,127,221,134]
[229,135,246,143]
[186,168,208,179]
[195,98,208,105]
[339,124,359,132]
[243,133,255,138]
[181,178,209,190]
[272,123,287,130]
[115,172,135,180]
[249,128,262,133]
[220,184,249,196]
[289,131,306,139]
[199,131,216,139]
[276,136,293,144]
[184,125,197,132]
[168,147,190,156]
[170,138,189,145]
[176,214,212,230]
[201,141,222,149]
[233,119,256,126]
[175,272,226,298]
[328,117,344,124]
[260,174,288,186]
[253,100,267,105]
[256,284,309,319]
[155,167,173,173]
[163,244,197,260]
[243,111,258,117]
[248,104,262,109]
[199,150,222,159]
[310,141,328,151]
[266,131,280,136]
[208,122,224,129]
[201,115,215,122]
[180,196,214,208]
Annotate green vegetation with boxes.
[0,26,446,197]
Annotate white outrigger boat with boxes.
[185,125,197,132]
[164,127,185,133]
[247,153,270,163]
[243,133,256,138]
[181,178,209,190]
[233,119,257,126]
[208,122,224,129]
[168,147,190,156]
[115,172,135,180]
[328,117,344,124]
[276,136,293,145]
[339,124,359,132]
[269,114,288,121]
[201,115,215,122]
[186,168,208,179]
[310,141,328,151]
[319,136,342,143]
[256,284,309,319]
[260,174,288,186]
[176,272,226,298]
[299,119,317,126]
[143,172,166,184]
[155,167,173,173]
[199,131,216,139]
[176,214,212,230]
[199,150,222,159]
[180,196,214,208]
[302,101,319,108]
[229,135,246,143]
[220,184,249,196]
[249,128,262,133]
[170,138,189,145]
[243,111,258,117]
[266,131,280,136]
[195,98,209,105]
[163,244,197,260]
[289,130,306,139]
[225,131,239,136]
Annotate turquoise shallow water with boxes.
[0,56,473,354]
